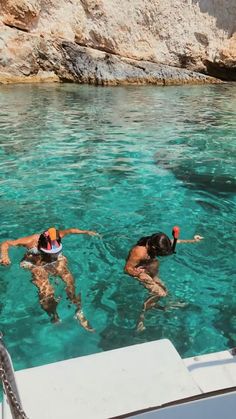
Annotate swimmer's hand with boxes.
[0,257,11,266]
[134,267,146,277]
[194,235,204,242]
[87,231,100,237]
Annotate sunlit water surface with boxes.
[0,83,235,376]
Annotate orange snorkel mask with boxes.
[39,227,63,254]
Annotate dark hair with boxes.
[136,236,150,247]
[137,232,173,258]
[38,229,61,251]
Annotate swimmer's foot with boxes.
[136,312,146,332]
[51,312,61,323]
[74,309,95,332]
[136,320,146,332]
[166,301,189,310]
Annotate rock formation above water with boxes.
[0,0,235,85]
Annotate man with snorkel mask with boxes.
[124,227,203,331]
[0,226,98,330]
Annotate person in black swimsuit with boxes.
[124,226,203,331]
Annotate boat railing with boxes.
[0,332,28,419]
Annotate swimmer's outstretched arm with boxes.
[177,235,204,244]
[0,240,15,265]
[59,228,99,238]
[0,235,38,265]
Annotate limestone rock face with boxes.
[0,0,235,84]
[1,0,40,31]
[58,41,220,85]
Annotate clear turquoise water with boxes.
[0,83,235,374]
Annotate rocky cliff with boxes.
[0,0,235,85]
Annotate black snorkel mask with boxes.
[148,226,180,257]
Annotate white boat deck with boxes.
[3,339,200,419]
[183,348,236,392]
[2,339,236,419]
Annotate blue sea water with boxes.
[0,83,235,375]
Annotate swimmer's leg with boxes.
[56,256,94,332]
[56,257,80,305]
[31,267,60,323]
[149,274,187,310]
[153,276,168,293]
[136,295,158,332]
[136,273,168,332]
[137,272,168,298]
[136,294,166,332]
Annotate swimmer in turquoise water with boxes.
[124,227,204,331]
[0,227,98,330]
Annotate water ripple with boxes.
[0,83,235,370]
